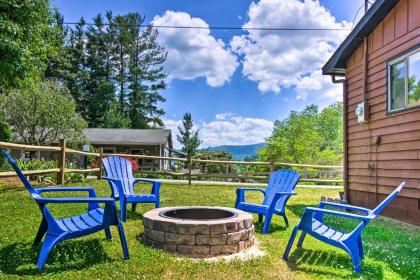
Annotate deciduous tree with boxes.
[0,80,87,145]
[0,0,61,89]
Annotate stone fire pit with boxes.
[142,206,255,257]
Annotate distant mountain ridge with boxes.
[205,143,267,160]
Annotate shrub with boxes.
[1,159,84,184]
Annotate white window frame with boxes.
[387,47,420,113]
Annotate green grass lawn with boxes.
[0,180,418,279]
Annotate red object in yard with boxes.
[125,157,139,171]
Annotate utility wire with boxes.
[352,1,373,27]
[60,21,351,31]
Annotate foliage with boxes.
[0,122,11,165]
[63,161,85,183]
[124,13,167,128]
[192,150,235,173]
[1,158,83,183]
[0,80,87,145]
[51,12,167,128]
[177,113,202,159]
[0,0,62,89]
[0,181,418,279]
[207,143,266,160]
[98,101,130,128]
[259,103,343,167]
[408,74,420,105]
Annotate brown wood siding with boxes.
[344,0,420,225]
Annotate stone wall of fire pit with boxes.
[142,207,255,257]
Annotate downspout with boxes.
[332,74,348,202]
[362,36,369,110]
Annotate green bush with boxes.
[1,159,84,184]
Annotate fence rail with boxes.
[0,140,343,185]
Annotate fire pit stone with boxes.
[142,206,255,257]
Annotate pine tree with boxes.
[125,13,167,128]
[49,12,167,129]
[111,13,131,115]
[84,14,115,127]
[177,113,202,158]
[44,10,68,80]
[63,18,89,119]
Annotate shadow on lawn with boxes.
[284,204,410,279]
[0,239,111,275]
[254,221,287,234]
[285,248,385,279]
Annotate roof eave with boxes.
[322,0,399,76]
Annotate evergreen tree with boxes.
[84,14,115,127]
[177,113,202,159]
[125,13,167,128]
[111,13,132,115]
[44,10,68,80]
[51,12,167,129]
[63,18,89,118]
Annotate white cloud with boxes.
[230,0,350,100]
[215,112,235,120]
[164,115,273,148]
[152,11,238,87]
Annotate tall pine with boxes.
[52,12,167,129]
[84,15,115,127]
[125,13,167,128]
[177,113,202,159]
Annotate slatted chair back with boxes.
[371,182,405,216]
[102,156,135,195]
[263,170,300,209]
[1,149,39,197]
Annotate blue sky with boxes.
[53,0,364,148]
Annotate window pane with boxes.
[390,60,405,111]
[408,51,420,107]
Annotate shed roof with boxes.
[322,0,400,75]
[84,128,172,147]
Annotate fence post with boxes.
[188,156,192,186]
[225,163,229,174]
[270,158,275,174]
[57,138,66,185]
[97,148,103,180]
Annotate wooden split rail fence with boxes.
[0,140,343,185]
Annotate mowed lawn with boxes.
[0,180,419,279]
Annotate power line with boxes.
[60,21,351,31]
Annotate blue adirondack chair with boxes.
[235,169,300,234]
[1,149,130,270]
[102,156,161,221]
[283,182,405,273]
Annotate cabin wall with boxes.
[345,0,420,225]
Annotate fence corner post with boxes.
[97,148,103,180]
[57,138,66,185]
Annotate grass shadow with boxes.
[287,203,309,219]
[284,204,417,279]
[0,239,111,275]
[254,221,287,233]
[285,248,384,279]
[126,210,144,220]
